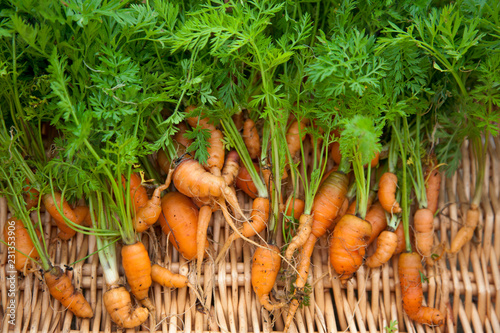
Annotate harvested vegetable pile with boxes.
[0,0,499,332]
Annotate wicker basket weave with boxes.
[1,137,499,333]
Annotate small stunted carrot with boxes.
[158,191,203,260]
[121,242,153,311]
[449,204,480,254]
[424,157,441,215]
[414,208,434,258]
[286,119,308,157]
[365,230,398,268]
[4,219,40,272]
[42,192,78,240]
[235,163,259,198]
[252,244,284,312]
[122,173,149,213]
[365,202,387,246]
[243,119,260,160]
[399,252,445,326]
[133,171,173,233]
[44,266,93,318]
[152,264,190,289]
[215,197,270,263]
[104,286,148,328]
[329,214,372,282]
[378,172,401,214]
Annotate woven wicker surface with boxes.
[1,137,499,333]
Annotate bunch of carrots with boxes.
[1,1,499,332]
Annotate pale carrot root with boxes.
[285,214,312,260]
[197,205,213,278]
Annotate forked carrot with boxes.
[44,266,93,318]
[103,286,148,328]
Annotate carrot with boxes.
[103,286,148,328]
[398,252,445,326]
[4,219,40,273]
[394,222,406,255]
[365,202,387,245]
[243,118,260,160]
[222,150,240,186]
[284,171,349,332]
[121,242,153,311]
[284,196,305,220]
[185,106,225,174]
[122,173,149,213]
[42,192,79,240]
[378,172,402,214]
[23,178,39,210]
[196,205,213,277]
[425,165,441,215]
[235,163,259,198]
[330,141,342,165]
[285,214,312,260]
[414,208,434,258]
[449,204,480,254]
[286,119,308,157]
[329,214,372,282]
[133,171,172,233]
[329,197,349,232]
[152,264,191,288]
[158,191,202,260]
[173,122,193,152]
[251,244,284,311]
[215,197,270,263]
[365,230,398,268]
[57,205,89,240]
[44,265,93,318]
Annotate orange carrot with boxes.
[215,197,270,263]
[399,252,445,326]
[286,119,308,157]
[42,192,78,240]
[378,172,401,214]
[23,179,39,210]
[365,202,387,245]
[424,157,441,215]
[394,222,406,255]
[173,122,193,153]
[4,219,40,273]
[196,205,213,277]
[158,191,202,260]
[449,204,480,254]
[122,173,149,213]
[252,244,284,311]
[133,171,172,232]
[366,230,398,268]
[414,208,434,258]
[285,213,312,260]
[152,264,190,288]
[243,119,260,160]
[284,197,305,220]
[235,163,259,198]
[44,266,93,318]
[329,197,349,232]
[121,242,153,311]
[103,286,148,328]
[222,150,240,186]
[330,141,342,165]
[329,214,372,282]
[57,205,89,240]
